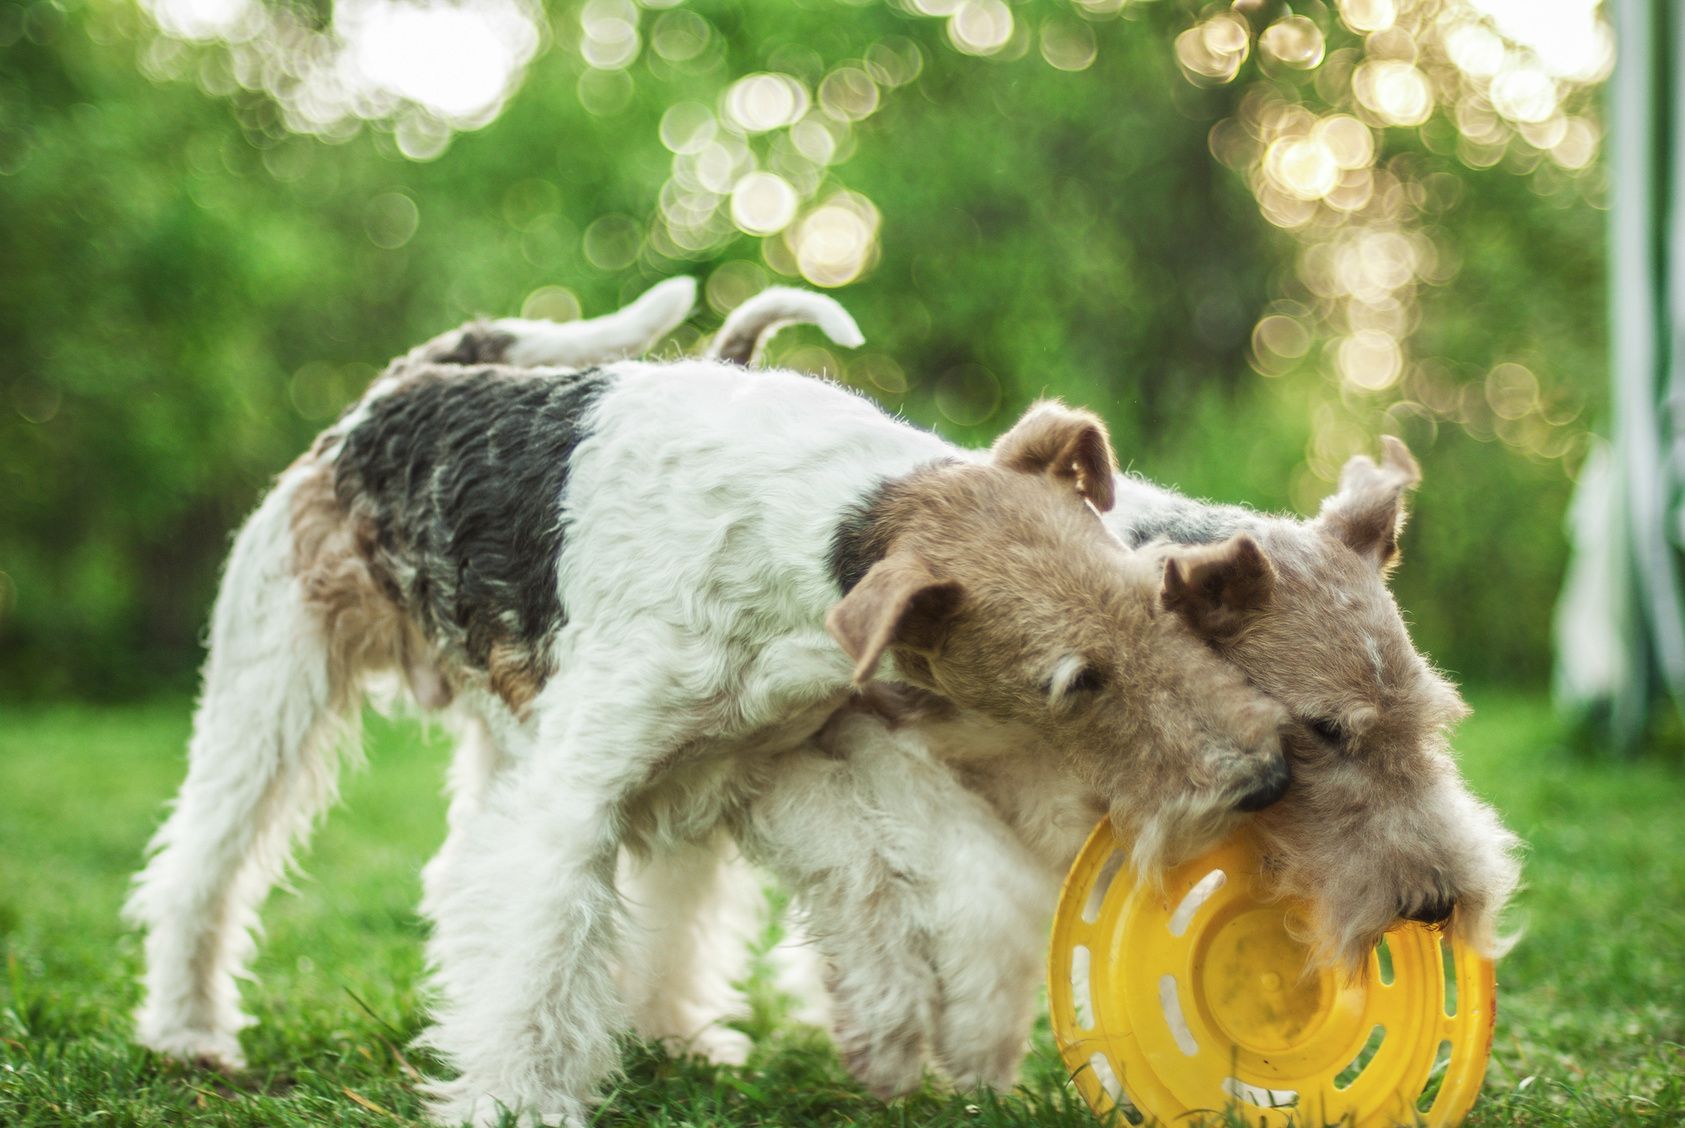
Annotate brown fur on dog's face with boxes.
[830,403,1292,873]
[1153,440,1522,973]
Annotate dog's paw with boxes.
[674,1024,752,1068]
[423,1079,588,1128]
[839,1022,928,1102]
[934,1037,1028,1095]
[135,1021,247,1072]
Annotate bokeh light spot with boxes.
[1486,362,1540,419]
[705,260,771,315]
[1337,330,1404,391]
[1040,18,1097,73]
[12,380,62,424]
[580,0,640,71]
[1490,66,1558,124]
[1550,116,1599,169]
[783,345,840,380]
[1259,16,1325,71]
[650,9,710,63]
[1266,137,1341,201]
[659,102,716,155]
[394,113,452,161]
[730,171,799,236]
[1315,114,1375,169]
[789,192,880,288]
[818,66,880,122]
[725,73,809,133]
[1255,314,1313,361]
[1338,0,1396,35]
[948,0,1014,58]
[583,213,642,272]
[853,353,909,395]
[1354,59,1433,126]
[865,38,925,88]
[1186,12,1253,85]
[365,191,419,249]
[935,364,1002,426]
[1443,21,1505,80]
[790,116,840,166]
[521,285,582,323]
[1176,13,1249,85]
[289,361,366,421]
[349,2,526,119]
[503,178,561,232]
[577,67,634,116]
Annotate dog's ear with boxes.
[991,400,1117,512]
[826,553,963,686]
[1316,436,1421,571]
[1161,533,1276,641]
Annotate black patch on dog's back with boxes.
[828,480,898,595]
[335,366,611,678]
[1122,501,1250,549]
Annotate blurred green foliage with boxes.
[0,0,1604,699]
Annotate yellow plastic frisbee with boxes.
[1048,822,1496,1126]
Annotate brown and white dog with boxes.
[467,282,1523,1100]
[715,282,1519,957]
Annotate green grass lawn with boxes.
[1,693,1680,1126]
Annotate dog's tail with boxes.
[124,464,356,1068]
[707,287,865,367]
[413,276,699,370]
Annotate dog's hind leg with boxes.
[420,711,508,920]
[124,466,357,1069]
[617,833,758,1066]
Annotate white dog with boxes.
[125,281,1292,1126]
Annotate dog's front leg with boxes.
[737,740,938,1099]
[736,713,1050,1100]
[417,693,654,1128]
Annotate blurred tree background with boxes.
[0,0,1609,700]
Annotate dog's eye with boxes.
[1066,666,1107,694]
[1045,659,1107,703]
[1306,717,1344,744]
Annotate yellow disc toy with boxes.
[1048,823,1496,1126]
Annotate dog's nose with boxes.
[1402,897,1456,926]
[1234,755,1291,812]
